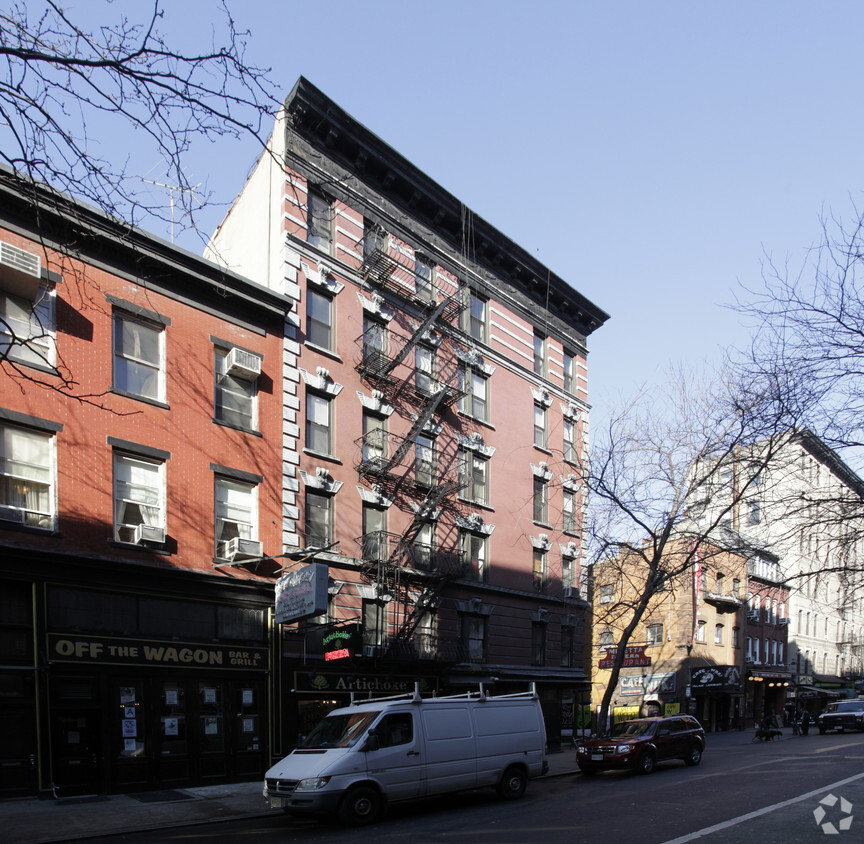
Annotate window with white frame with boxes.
[306,287,333,350]
[533,333,546,376]
[533,403,547,449]
[646,623,664,646]
[464,292,487,342]
[414,254,435,302]
[461,613,486,661]
[598,630,613,648]
[215,477,257,558]
[362,316,388,375]
[560,625,574,668]
[215,348,258,431]
[695,620,706,643]
[0,423,54,528]
[599,583,615,604]
[305,392,332,455]
[305,489,332,548]
[459,448,488,505]
[361,411,387,470]
[714,623,724,645]
[414,609,436,657]
[460,529,488,581]
[361,503,387,562]
[113,452,164,543]
[113,313,164,401]
[0,286,55,368]
[533,476,548,524]
[415,433,436,488]
[533,549,547,593]
[412,521,435,571]
[563,417,577,463]
[415,345,437,397]
[563,488,577,533]
[732,626,740,648]
[307,189,333,252]
[563,350,575,394]
[460,365,489,421]
[362,599,387,647]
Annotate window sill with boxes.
[458,498,494,512]
[2,357,59,377]
[304,342,342,362]
[303,448,342,465]
[213,418,262,437]
[111,388,169,410]
[533,521,554,530]
[533,444,553,456]
[0,521,59,537]
[457,411,495,430]
[108,540,172,556]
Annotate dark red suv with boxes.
[576,715,705,775]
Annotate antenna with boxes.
[142,178,202,243]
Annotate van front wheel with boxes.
[337,785,382,826]
[497,766,527,800]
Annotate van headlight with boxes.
[294,777,331,792]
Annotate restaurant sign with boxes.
[48,633,267,670]
[599,645,651,669]
[691,665,742,691]
[275,562,328,624]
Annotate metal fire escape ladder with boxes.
[383,298,450,374]
[385,387,447,471]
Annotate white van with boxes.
[264,684,548,825]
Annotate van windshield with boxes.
[298,712,378,749]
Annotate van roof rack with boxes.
[348,681,539,705]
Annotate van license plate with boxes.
[591,754,604,761]
[270,797,286,808]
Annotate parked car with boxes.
[575,715,705,775]
[817,699,864,734]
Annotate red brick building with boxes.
[208,78,609,745]
[0,169,291,797]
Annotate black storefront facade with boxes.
[690,665,744,731]
[0,554,277,799]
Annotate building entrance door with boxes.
[51,675,104,796]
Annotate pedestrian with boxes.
[792,709,800,736]
[801,709,811,736]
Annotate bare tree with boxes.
[585,365,804,732]
[0,1,278,398]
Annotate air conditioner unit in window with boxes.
[134,524,165,544]
[563,587,580,599]
[225,347,261,380]
[0,241,42,299]
[0,506,25,524]
[363,645,385,658]
[778,618,790,625]
[747,611,760,621]
[599,595,614,604]
[222,537,263,561]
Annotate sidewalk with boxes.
[0,729,794,844]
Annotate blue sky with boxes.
[78,2,864,420]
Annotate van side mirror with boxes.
[362,729,380,752]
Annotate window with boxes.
[363,599,387,648]
[533,477,548,524]
[695,621,706,643]
[415,434,436,488]
[747,500,761,525]
[306,288,333,350]
[0,424,54,528]
[533,549,547,593]
[733,578,741,597]
[598,630,614,648]
[0,287,55,368]
[307,189,333,252]
[533,333,546,376]
[461,614,486,662]
[305,392,332,455]
[460,530,488,581]
[459,449,488,505]
[113,453,164,543]
[215,348,258,430]
[113,314,164,401]
[361,504,387,561]
[563,351,575,394]
[714,624,724,645]
[646,623,664,646]
[305,489,332,548]
[563,489,577,533]
[412,521,435,571]
[732,626,740,648]
[414,254,435,302]
[534,403,547,449]
[215,477,257,557]
[563,418,577,463]
[415,610,436,657]
[415,345,437,397]
[715,573,724,593]
[460,366,489,421]
[531,622,546,665]
[361,412,387,471]
[362,317,388,375]
[599,584,615,604]
[560,626,574,668]
[378,712,413,748]
[464,292,487,342]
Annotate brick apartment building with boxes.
[0,167,292,797]
[207,77,609,746]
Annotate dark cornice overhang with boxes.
[0,165,292,326]
[282,77,609,339]
[792,429,864,497]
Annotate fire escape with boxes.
[352,228,467,661]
